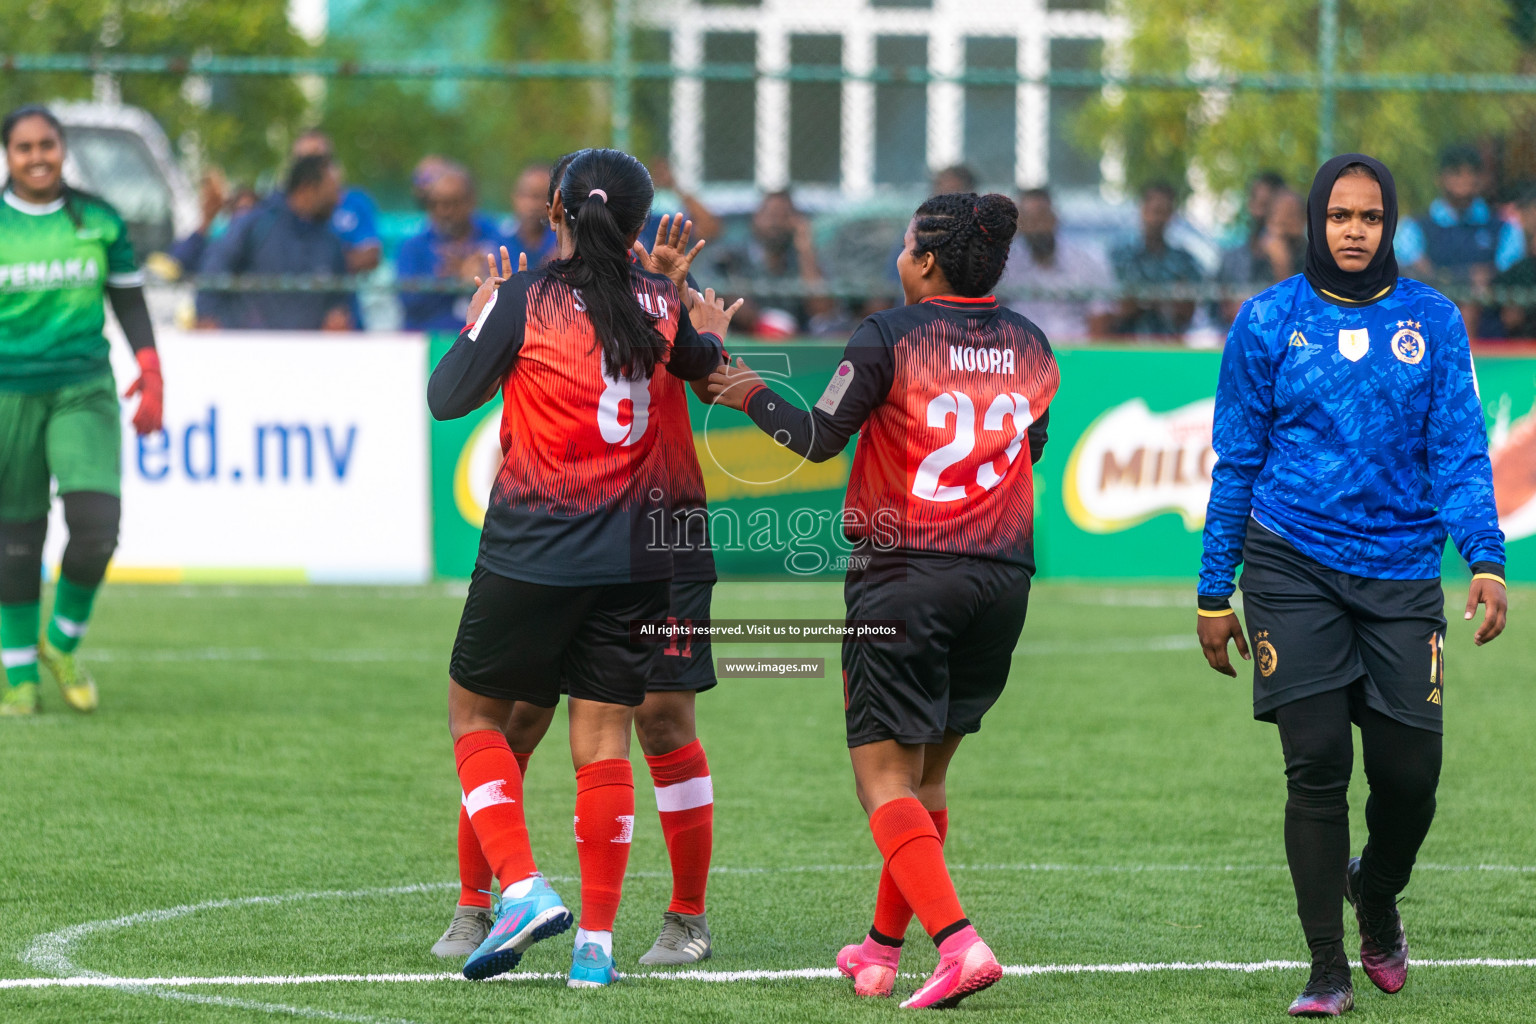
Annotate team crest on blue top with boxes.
[1338,328,1369,362]
[1391,321,1425,365]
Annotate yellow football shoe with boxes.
[38,638,98,712]
[0,681,39,716]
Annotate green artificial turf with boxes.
[1,580,1533,1023]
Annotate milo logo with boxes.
[1062,397,1216,533]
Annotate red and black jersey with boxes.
[427,265,724,584]
[651,371,717,582]
[743,295,1059,571]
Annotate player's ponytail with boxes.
[1,105,80,229]
[910,191,1018,297]
[545,148,665,380]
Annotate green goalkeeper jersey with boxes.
[0,189,142,392]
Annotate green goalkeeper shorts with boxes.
[0,374,121,522]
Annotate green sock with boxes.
[47,576,100,654]
[1,601,40,686]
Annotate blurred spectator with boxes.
[395,164,508,332]
[1112,182,1203,338]
[500,163,558,268]
[1397,145,1495,285]
[197,154,352,331]
[1216,187,1306,323]
[1396,145,1530,337]
[291,129,382,274]
[412,155,452,209]
[999,187,1114,342]
[872,165,985,313]
[931,164,977,196]
[647,155,722,242]
[1494,189,1536,339]
[1220,171,1287,249]
[714,190,838,337]
[168,169,259,278]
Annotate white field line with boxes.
[11,959,1536,991]
[77,635,1200,665]
[1055,589,1202,608]
[20,883,458,977]
[21,859,1535,976]
[140,586,467,601]
[15,877,1536,1023]
[107,986,427,1024]
[694,865,1536,884]
[84,648,440,664]
[1016,634,1197,655]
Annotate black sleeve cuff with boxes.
[744,383,779,420]
[1197,594,1233,612]
[1470,561,1506,581]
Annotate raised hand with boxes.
[473,246,521,288]
[632,213,706,293]
[687,286,744,338]
[467,246,519,327]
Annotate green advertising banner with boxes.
[428,336,857,580]
[1466,352,1536,579]
[429,337,1536,582]
[429,334,498,579]
[1035,348,1536,582]
[1034,349,1222,579]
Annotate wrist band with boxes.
[1196,607,1236,618]
[1472,573,1507,587]
[741,383,768,408]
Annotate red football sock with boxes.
[868,797,965,940]
[871,806,948,941]
[454,730,537,885]
[645,739,714,916]
[457,749,533,908]
[574,758,634,931]
[456,805,493,908]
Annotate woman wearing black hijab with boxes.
[1196,154,1508,1016]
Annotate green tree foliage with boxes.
[0,0,310,183]
[1084,0,1523,209]
[318,0,610,209]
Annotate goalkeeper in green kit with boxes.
[0,106,163,716]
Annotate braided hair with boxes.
[2,105,85,229]
[909,192,1017,297]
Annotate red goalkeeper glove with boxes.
[123,348,163,436]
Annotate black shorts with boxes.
[450,566,670,707]
[649,579,718,693]
[1239,523,1447,733]
[842,549,1031,747]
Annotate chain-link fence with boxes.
[9,0,1536,342]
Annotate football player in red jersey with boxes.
[710,192,1060,1009]
[426,148,739,989]
[432,153,729,970]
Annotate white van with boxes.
[50,101,199,259]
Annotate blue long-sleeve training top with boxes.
[1199,275,1505,604]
